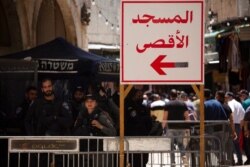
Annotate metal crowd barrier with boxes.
[0,121,232,167]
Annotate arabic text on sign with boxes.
[136,30,189,53]
[132,10,193,26]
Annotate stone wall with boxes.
[87,0,120,46]
[0,0,89,56]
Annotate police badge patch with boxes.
[130,110,137,117]
[62,102,70,112]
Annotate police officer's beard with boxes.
[43,90,54,97]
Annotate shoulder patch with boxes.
[130,110,137,117]
[100,111,114,125]
[62,102,70,110]
[16,107,22,114]
[29,101,34,107]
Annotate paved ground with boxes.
[233,153,248,167]
[144,153,249,167]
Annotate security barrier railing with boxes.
[0,121,232,167]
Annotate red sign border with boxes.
[121,0,204,84]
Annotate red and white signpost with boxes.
[120,1,205,167]
[121,0,204,84]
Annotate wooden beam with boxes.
[119,84,125,167]
[124,85,133,98]
[192,84,205,167]
[120,85,133,167]
[199,85,205,167]
[192,85,201,99]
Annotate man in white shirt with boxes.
[225,92,245,165]
[150,94,166,125]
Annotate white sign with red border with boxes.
[121,0,204,84]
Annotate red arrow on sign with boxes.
[151,55,188,75]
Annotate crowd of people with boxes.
[16,79,118,137]
[3,78,250,166]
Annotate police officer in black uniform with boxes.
[74,94,116,137]
[69,86,85,127]
[16,86,37,135]
[73,94,116,167]
[24,78,73,167]
[125,88,152,167]
[25,78,73,136]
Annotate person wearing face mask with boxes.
[124,88,152,167]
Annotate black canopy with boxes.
[0,37,119,81]
[0,38,120,131]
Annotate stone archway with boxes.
[0,0,22,55]
[36,0,66,45]
[0,0,11,47]
[15,0,31,49]
[32,0,80,46]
